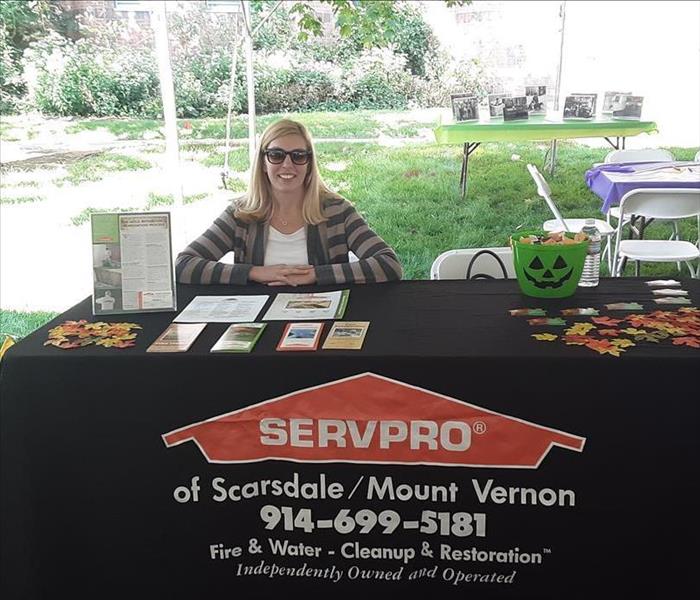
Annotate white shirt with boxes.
[264,226,309,266]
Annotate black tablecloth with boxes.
[1,279,699,599]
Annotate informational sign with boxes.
[91,212,176,315]
[162,373,586,594]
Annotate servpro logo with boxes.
[162,373,585,467]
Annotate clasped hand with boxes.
[249,265,317,287]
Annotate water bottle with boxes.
[578,219,601,287]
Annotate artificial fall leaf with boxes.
[565,322,596,336]
[621,327,647,335]
[527,317,567,326]
[634,333,662,343]
[45,320,141,350]
[625,315,652,328]
[110,340,136,348]
[561,308,599,316]
[679,307,700,314]
[656,325,688,336]
[598,329,620,337]
[611,338,636,349]
[671,336,700,348]
[592,316,624,326]
[584,339,624,357]
[532,333,558,341]
[562,334,594,346]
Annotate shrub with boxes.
[344,49,415,110]
[0,22,27,113]
[26,34,160,117]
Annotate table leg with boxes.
[623,215,649,276]
[459,143,468,197]
[603,137,623,150]
[460,143,480,199]
[546,140,558,176]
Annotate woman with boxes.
[176,119,402,286]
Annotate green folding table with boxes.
[433,116,658,198]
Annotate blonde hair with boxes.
[235,119,336,224]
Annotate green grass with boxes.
[58,153,152,185]
[1,309,59,340]
[145,192,209,208]
[0,194,45,205]
[64,110,440,141]
[0,119,20,141]
[65,118,164,139]
[70,206,140,226]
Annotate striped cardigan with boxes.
[175,197,402,285]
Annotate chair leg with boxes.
[686,260,699,279]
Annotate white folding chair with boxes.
[526,164,615,268]
[611,188,700,278]
[430,247,515,280]
[604,148,675,164]
[603,148,679,243]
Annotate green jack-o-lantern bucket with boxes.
[511,230,588,298]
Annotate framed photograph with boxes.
[525,85,546,114]
[563,94,597,120]
[503,96,529,121]
[451,94,479,122]
[602,91,631,114]
[612,95,644,120]
[488,93,510,118]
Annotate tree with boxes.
[236,0,468,165]
[0,0,79,112]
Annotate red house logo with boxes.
[162,373,585,467]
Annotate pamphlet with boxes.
[174,295,269,323]
[262,290,349,321]
[211,323,267,353]
[277,322,324,351]
[91,212,176,315]
[322,321,370,350]
[147,323,206,353]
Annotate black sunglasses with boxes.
[263,148,312,165]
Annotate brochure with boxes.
[174,295,269,323]
[262,290,349,321]
[277,322,324,351]
[147,323,206,353]
[91,212,176,315]
[211,323,267,353]
[322,321,370,350]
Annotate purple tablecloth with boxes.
[585,161,700,213]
